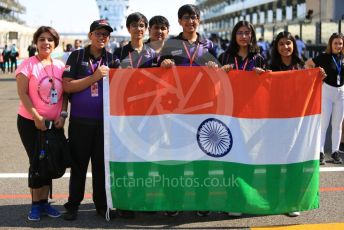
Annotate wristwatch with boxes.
[60,111,68,119]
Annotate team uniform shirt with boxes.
[218,51,265,70]
[159,32,218,66]
[269,62,304,71]
[114,42,156,68]
[16,56,65,120]
[145,39,163,67]
[313,53,344,87]
[63,45,120,120]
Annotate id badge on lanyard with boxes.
[235,57,248,70]
[332,56,342,85]
[91,82,99,97]
[48,75,58,104]
[89,58,102,97]
[183,42,199,66]
[129,52,143,68]
[50,88,58,104]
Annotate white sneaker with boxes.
[287,211,300,217]
[227,212,242,217]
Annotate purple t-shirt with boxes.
[63,46,119,120]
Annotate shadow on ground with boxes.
[0,203,253,229]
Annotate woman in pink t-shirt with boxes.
[16,26,67,221]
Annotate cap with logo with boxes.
[90,19,113,33]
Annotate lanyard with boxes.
[234,57,248,70]
[36,56,55,88]
[182,42,199,66]
[89,57,102,73]
[332,55,342,85]
[129,51,143,68]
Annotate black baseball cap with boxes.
[90,19,113,33]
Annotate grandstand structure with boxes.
[0,0,25,23]
[96,0,132,37]
[196,0,344,43]
[0,0,35,57]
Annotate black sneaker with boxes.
[63,209,77,221]
[143,211,157,214]
[196,211,210,217]
[164,211,180,217]
[320,152,326,165]
[331,151,343,164]
[117,209,135,219]
[96,208,116,219]
[339,142,344,151]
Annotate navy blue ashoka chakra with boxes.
[196,118,233,157]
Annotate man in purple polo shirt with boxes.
[62,19,119,221]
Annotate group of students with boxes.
[15,3,344,222]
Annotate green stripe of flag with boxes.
[108,160,319,214]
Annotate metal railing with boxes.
[304,44,326,59]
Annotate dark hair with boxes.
[149,15,170,28]
[65,44,73,52]
[227,21,259,56]
[178,4,200,19]
[33,26,60,47]
[126,12,148,29]
[325,32,344,55]
[270,31,303,68]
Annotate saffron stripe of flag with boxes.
[108,68,321,118]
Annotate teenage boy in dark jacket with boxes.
[159,4,218,68]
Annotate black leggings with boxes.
[17,115,52,188]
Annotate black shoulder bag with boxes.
[33,127,71,181]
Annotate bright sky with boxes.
[18,0,195,35]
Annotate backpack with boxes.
[32,128,71,181]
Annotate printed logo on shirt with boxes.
[81,61,89,66]
[144,53,152,59]
[64,65,71,72]
[171,49,183,56]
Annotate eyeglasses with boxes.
[93,31,110,38]
[181,15,198,21]
[130,23,146,29]
[236,31,251,37]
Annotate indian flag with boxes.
[104,67,321,214]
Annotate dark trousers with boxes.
[64,118,107,211]
[10,57,17,73]
[17,115,52,188]
[4,59,10,72]
[0,62,4,73]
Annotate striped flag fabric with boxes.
[103,67,321,214]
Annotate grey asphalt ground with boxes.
[0,73,343,229]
